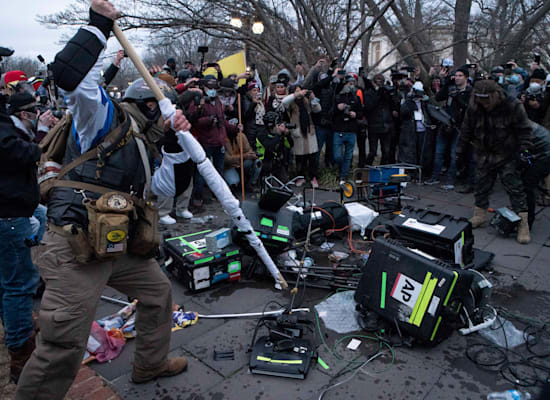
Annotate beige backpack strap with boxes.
[51,180,113,195]
[134,136,152,201]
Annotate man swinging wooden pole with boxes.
[112,22,287,289]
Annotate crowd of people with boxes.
[1,0,550,398]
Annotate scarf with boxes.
[255,101,266,125]
[297,98,310,138]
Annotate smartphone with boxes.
[337,70,346,75]
[206,63,218,68]
[198,46,209,53]
[123,51,128,58]
[297,61,303,66]
[467,63,477,69]
[37,55,45,63]
[505,63,514,69]
[535,54,541,64]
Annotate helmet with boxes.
[177,69,192,82]
[263,111,281,128]
[123,77,178,104]
[344,73,358,83]
[277,69,291,85]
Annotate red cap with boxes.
[31,78,44,92]
[247,80,259,91]
[4,70,28,87]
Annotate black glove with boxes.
[162,130,183,153]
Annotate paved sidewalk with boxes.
[2,181,549,399]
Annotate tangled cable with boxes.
[466,306,550,387]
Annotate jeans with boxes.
[333,132,356,180]
[224,159,262,186]
[29,204,47,243]
[0,217,40,349]
[432,131,458,184]
[315,126,333,167]
[295,153,319,180]
[193,145,225,199]
[366,130,392,166]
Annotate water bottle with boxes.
[487,390,531,400]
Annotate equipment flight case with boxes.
[235,200,295,254]
[164,230,242,292]
[389,207,474,267]
[355,237,473,344]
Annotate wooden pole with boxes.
[237,93,245,200]
[112,23,165,102]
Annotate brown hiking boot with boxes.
[516,212,531,244]
[9,332,36,383]
[470,207,488,228]
[131,357,188,384]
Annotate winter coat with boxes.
[364,87,396,134]
[0,102,41,218]
[331,91,363,133]
[282,93,321,156]
[435,83,473,128]
[224,131,253,169]
[458,96,533,166]
[187,97,236,148]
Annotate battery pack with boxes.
[164,230,242,292]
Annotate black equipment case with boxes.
[292,202,348,241]
[235,200,295,254]
[355,237,473,344]
[389,207,474,267]
[164,230,242,292]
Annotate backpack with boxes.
[37,112,73,201]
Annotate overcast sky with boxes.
[2,0,145,64]
[2,1,78,62]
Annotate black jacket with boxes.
[0,96,42,217]
[364,87,396,134]
[435,83,472,128]
[331,91,362,133]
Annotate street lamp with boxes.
[252,20,264,35]
[230,16,243,29]
[228,15,264,35]
[228,16,264,64]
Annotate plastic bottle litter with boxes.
[487,389,531,400]
[190,215,215,224]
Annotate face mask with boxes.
[206,89,217,98]
[498,76,504,85]
[137,101,161,121]
[342,85,355,94]
[219,95,235,106]
[529,82,542,92]
[506,75,520,85]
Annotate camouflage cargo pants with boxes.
[474,159,528,213]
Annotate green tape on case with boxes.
[380,272,387,309]
[228,261,241,273]
[260,217,273,227]
[430,316,443,341]
[317,357,329,370]
[194,256,214,265]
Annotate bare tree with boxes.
[2,57,44,78]
[39,0,394,75]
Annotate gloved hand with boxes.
[518,149,533,168]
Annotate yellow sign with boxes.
[107,230,126,243]
[203,51,247,86]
